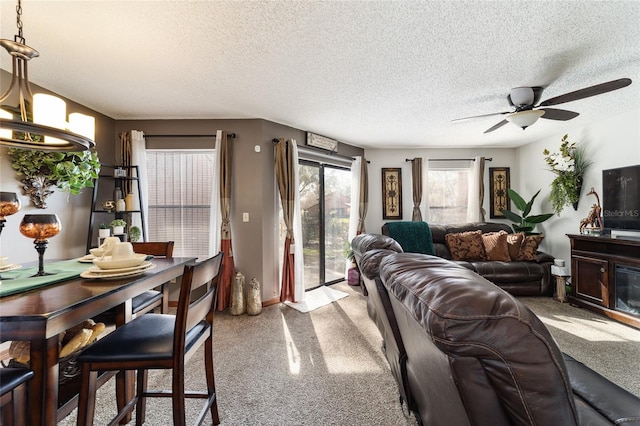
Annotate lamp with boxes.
[505,110,545,130]
[0,0,95,151]
[19,214,61,277]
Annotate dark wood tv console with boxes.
[568,234,640,329]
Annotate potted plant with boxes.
[110,219,127,235]
[128,226,141,242]
[543,134,592,214]
[8,148,100,209]
[501,188,554,235]
[98,223,111,238]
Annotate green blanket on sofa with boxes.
[384,221,435,255]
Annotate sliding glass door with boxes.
[299,161,351,290]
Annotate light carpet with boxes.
[57,286,639,425]
[284,285,349,313]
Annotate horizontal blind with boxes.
[146,150,215,258]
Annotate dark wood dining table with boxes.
[0,256,196,426]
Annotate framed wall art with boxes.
[489,167,510,218]
[382,168,402,220]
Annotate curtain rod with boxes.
[405,157,493,162]
[145,133,236,138]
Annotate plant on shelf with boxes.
[501,188,554,235]
[543,134,592,215]
[128,226,141,242]
[110,219,127,235]
[8,149,100,209]
[98,223,111,238]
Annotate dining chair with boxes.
[76,252,223,426]
[0,367,35,426]
[130,241,175,316]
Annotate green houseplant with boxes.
[501,188,554,234]
[110,219,127,235]
[98,223,111,238]
[8,148,100,209]
[543,134,592,215]
[128,226,141,242]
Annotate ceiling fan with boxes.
[452,78,632,133]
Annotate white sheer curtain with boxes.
[291,141,305,301]
[467,156,483,222]
[209,131,222,257]
[130,130,149,240]
[422,158,430,222]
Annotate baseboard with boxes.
[262,297,280,307]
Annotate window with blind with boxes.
[428,167,470,224]
[146,150,216,258]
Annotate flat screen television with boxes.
[602,164,640,239]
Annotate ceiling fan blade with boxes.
[538,78,632,107]
[451,111,510,123]
[483,119,508,133]
[538,108,580,121]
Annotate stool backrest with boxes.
[131,241,174,258]
[173,252,223,362]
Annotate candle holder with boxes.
[0,192,22,280]
[19,214,61,277]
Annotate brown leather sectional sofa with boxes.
[382,222,554,296]
[352,233,640,426]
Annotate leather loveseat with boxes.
[382,221,554,296]
[351,233,640,426]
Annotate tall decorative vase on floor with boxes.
[246,278,262,316]
[230,272,246,315]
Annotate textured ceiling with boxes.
[1,0,639,149]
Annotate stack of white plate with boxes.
[81,254,155,280]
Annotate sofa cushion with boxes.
[445,230,487,261]
[506,232,525,260]
[351,233,403,265]
[481,231,511,261]
[517,234,544,261]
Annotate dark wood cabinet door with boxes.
[572,254,608,306]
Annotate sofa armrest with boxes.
[563,353,640,424]
[536,251,554,264]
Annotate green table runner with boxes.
[0,259,89,297]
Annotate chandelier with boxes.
[0,0,95,151]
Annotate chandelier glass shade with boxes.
[0,1,95,151]
[505,110,545,130]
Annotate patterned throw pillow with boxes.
[445,230,487,261]
[517,234,545,261]
[481,231,511,261]
[506,232,525,260]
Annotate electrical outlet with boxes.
[243,212,249,222]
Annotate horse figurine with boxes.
[579,187,604,234]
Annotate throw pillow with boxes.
[481,231,511,261]
[517,234,545,261]
[506,232,525,261]
[445,230,487,261]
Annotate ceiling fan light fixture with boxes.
[0,0,95,151]
[506,110,545,130]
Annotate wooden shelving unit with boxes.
[86,164,146,253]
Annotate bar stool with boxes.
[130,241,175,316]
[76,252,223,426]
[1,368,35,426]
